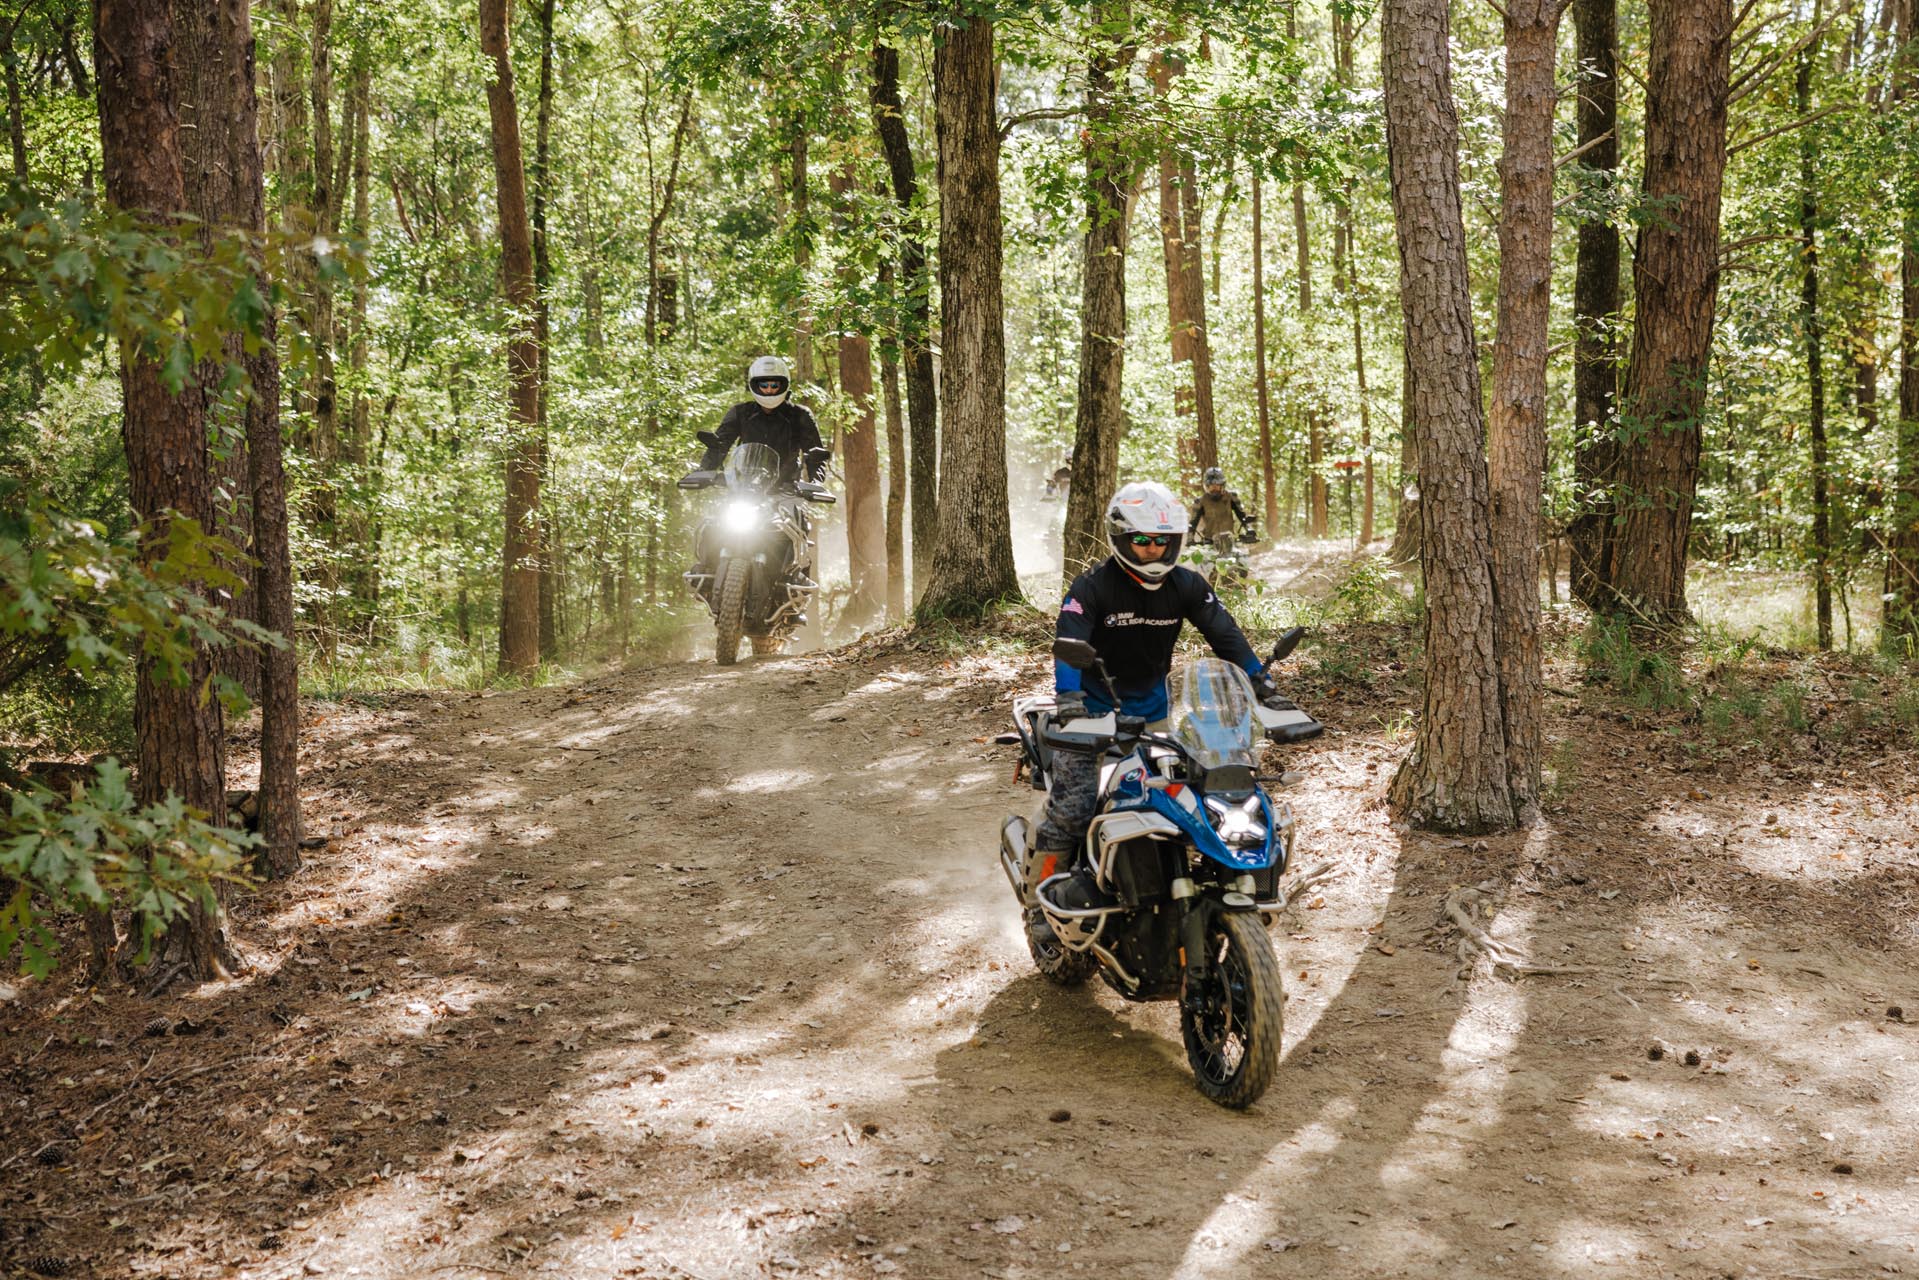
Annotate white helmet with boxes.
[1105,481,1187,587]
[747,355,791,409]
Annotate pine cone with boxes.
[34,1145,68,1167]
[143,1016,171,1038]
[24,1255,71,1277]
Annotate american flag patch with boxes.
[1061,597,1084,615]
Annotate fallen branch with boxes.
[1281,861,1338,908]
[1446,888,1603,977]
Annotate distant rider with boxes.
[1033,481,1292,914]
[700,355,829,486]
[1189,466,1253,543]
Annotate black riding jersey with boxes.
[1054,558,1263,720]
[701,400,827,483]
[1190,489,1250,538]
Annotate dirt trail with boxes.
[6,625,1919,1280]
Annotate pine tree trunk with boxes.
[869,43,939,602]
[1381,0,1516,832]
[1332,10,1375,545]
[534,0,558,661]
[306,0,340,653]
[789,128,815,387]
[175,0,302,878]
[882,340,906,620]
[95,0,238,979]
[1884,0,1919,647]
[1797,31,1833,649]
[1152,48,1203,488]
[176,0,259,702]
[480,0,542,675]
[1567,0,1622,607]
[920,12,1022,618]
[1386,344,1421,562]
[1065,10,1136,581]
[1254,174,1280,537]
[344,56,375,642]
[1607,0,1732,622]
[833,165,886,627]
[1488,0,1562,820]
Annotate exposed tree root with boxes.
[1444,885,1686,984]
[1280,861,1338,910]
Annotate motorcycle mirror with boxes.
[695,429,722,448]
[1051,637,1100,670]
[1269,626,1306,664]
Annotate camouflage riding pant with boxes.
[1034,747,1102,856]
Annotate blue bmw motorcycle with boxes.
[998,629,1323,1107]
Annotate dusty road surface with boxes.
[5,619,1919,1280]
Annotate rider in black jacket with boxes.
[1034,481,1291,910]
[700,355,828,485]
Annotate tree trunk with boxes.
[1332,10,1375,545]
[95,0,237,978]
[1797,29,1833,650]
[1150,46,1217,485]
[789,127,815,387]
[1386,343,1421,562]
[174,0,302,877]
[1488,0,1562,820]
[177,0,258,701]
[1567,0,1622,607]
[832,164,886,629]
[344,55,375,641]
[869,42,939,602]
[305,0,340,652]
[1381,0,1515,832]
[3,22,24,180]
[1288,5,1327,538]
[1065,10,1136,581]
[1254,174,1279,537]
[1606,0,1732,622]
[534,0,557,662]
[920,12,1022,618]
[480,0,542,675]
[882,339,906,620]
[1883,0,1919,647]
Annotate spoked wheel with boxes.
[714,561,747,666]
[1025,907,1096,987]
[1180,912,1283,1108]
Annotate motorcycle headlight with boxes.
[722,501,760,532]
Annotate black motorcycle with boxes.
[679,435,836,665]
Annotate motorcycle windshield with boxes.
[725,442,783,493]
[1169,658,1260,771]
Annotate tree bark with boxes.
[343,54,375,641]
[789,126,815,387]
[1488,0,1563,820]
[173,0,302,877]
[534,0,557,661]
[480,0,542,675]
[1883,0,1919,646]
[1254,173,1279,537]
[1381,0,1515,831]
[920,12,1022,618]
[1606,0,1732,622]
[831,165,887,628]
[1065,8,1137,581]
[305,0,340,651]
[882,337,906,620]
[1386,343,1421,562]
[1150,46,1217,486]
[869,42,938,602]
[95,0,237,977]
[1567,0,1623,607]
[1796,29,1832,649]
[1332,9,1375,545]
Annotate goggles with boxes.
[1128,533,1176,548]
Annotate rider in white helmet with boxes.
[1030,480,1292,913]
[699,354,828,484]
